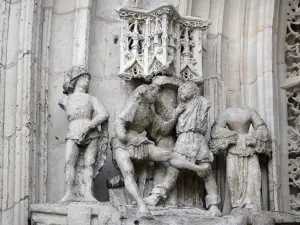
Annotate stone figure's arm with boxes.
[114,101,139,142]
[250,108,268,135]
[199,97,212,135]
[89,97,110,129]
[152,104,185,136]
[210,112,237,138]
[249,108,271,156]
[114,118,128,142]
[209,112,238,154]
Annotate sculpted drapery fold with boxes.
[210,107,270,210]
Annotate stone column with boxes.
[275,0,289,212]
[0,0,42,224]
[239,0,281,211]
[72,0,92,69]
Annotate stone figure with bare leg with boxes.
[143,81,221,216]
[59,68,109,202]
[112,83,212,218]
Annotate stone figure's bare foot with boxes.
[137,207,153,220]
[84,194,98,202]
[144,194,161,206]
[207,205,222,217]
[197,163,211,178]
[60,192,75,202]
[244,203,258,210]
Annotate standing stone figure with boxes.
[144,81,221,216]
[59,68,109,202]
[210,106,270,210]
[112,83,211,217]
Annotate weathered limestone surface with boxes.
[0,0,300,225]
[43,0,283,209]
[30,202,121,225]
[30,203,300,225]
[58,68,109,203]
[210,106,271,211]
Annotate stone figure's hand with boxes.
[152,76,166,86]
[231,132,238,142]
[80,125,91,141]
[175,104,186,117]
[245,135,256,146]
[131,136,153,145]
[119,134,128,144]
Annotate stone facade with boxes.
[0,0,299,225]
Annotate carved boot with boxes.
[196,163,211,178]
[143,193,162,206]
[205,193,221,216]
[84,188,98,202]
[207,204,222,217]
[84,167,98,202]
[144,186,167,206]
[60,189,75,202]
[60,166,76,202]
[136,204,153,220]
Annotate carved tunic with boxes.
[60,93,101,145]
[174,96,213,163]
[112,100,166,160]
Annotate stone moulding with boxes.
[116,4,211,83]
[30,203,300,225]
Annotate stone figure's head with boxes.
[133,84,159,104]
[63,67,91,94]
[178,81,199,102]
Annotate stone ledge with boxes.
[30,202,121,225]
[30,203,300,225]
[121,208,300,225]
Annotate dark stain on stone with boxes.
[113,36,118,44]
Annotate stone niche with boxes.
[110,3,212,211]
[116,4,210,83]
[29,2,300,225]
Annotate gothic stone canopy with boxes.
[116,4,211,83]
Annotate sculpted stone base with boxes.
[30,202,121,225]
[30,202,300,225]
[119,207,300,225]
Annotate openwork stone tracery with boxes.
[116,4,210,83]
[286,0,300,214]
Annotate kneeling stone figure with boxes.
[144,81,221,216]
[112,83,212,218]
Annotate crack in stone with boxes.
[94,16,119,23]
[52,6,91,16]
[3,195,29,212]
[4,0,21,5]
[3,61,16,70]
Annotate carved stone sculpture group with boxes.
[57,4,271,221]
[58,69,270,219]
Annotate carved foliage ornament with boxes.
[286,0,300,214]
[116,4,210,83]
[286,0,300,79]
